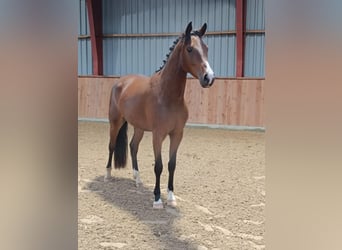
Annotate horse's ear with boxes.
[197,23,207,37]
[185,21,192,43]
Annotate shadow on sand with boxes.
[83,175,197,250]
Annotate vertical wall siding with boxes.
[204,35,236,77]
[103,0,236,34]
[79,0,265,77]
[245,0,265,30]
[244,34,265,77]
[103,36,179,76]
[78,0,92,75]
[102,0,236,77]
[244,0,265,77]
[79,0,89,35]
[78,77,265,127]
[103,35,236,77]
[78,39,92,75]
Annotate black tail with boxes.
[114,122,128,168]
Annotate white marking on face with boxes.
[192,36,215,85]
[205,60,215,84]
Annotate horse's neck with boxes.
[158,49,187,103]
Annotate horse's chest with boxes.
[156,105,188,125]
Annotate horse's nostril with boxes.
[204,74,209,83]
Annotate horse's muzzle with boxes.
[200,73,215,88]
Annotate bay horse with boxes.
[104,22,215,209]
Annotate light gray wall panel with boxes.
[79,0,265,77]
[79,0,89,35]
[103,34,235,77]
[204,34,236,77]
[244,0,265,77]
[205,0,235,31]
[246,0,265,30]
[102,0,237,77]
[244,34,265,77]
[78,0,91,75]
[104,36,180,76]
[102,0,236,34]
[78,39,92,75]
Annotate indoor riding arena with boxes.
[78,0,265,249]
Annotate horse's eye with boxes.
[187,47,193,53]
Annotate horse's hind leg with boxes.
[129,128,144,186]
[104,120,121,181]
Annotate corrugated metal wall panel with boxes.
[103,34,235,77]
[244,34,265,77]
[79,0,265,77]
[104,36,179,76]
[103,35,236,77]
[204,35,236,77]
[79,0,89,35]
[102,0,235,34]
[78,39,92,75]
[244,0,265,77]
[245,0,265,30]
[102,0,236,77]
[78,0,92,75]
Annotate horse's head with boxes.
[181,22,215,88]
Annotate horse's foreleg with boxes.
[152,132,166,209]
[130,128,144,186]
[167,131,183,207]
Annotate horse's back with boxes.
[117,74,150,86]
[113,74,150,95]
[111,74,147,96]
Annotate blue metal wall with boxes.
[102,0,235,34]
[244,0,265,77]
[102,0,236,77]
[102,34,236,77]
[78,0,265,77]
[78,0,92,75]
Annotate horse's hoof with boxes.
[153,199,164,209]
[104,176,112,182]
[167,191,177,207]
[133,169,139,179]
[167,199,177,207]
[104,168,112,182]
[135,178,142,187]
[133,170,143,187]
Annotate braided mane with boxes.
[155,36,180,73]
[155,32,200,73]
